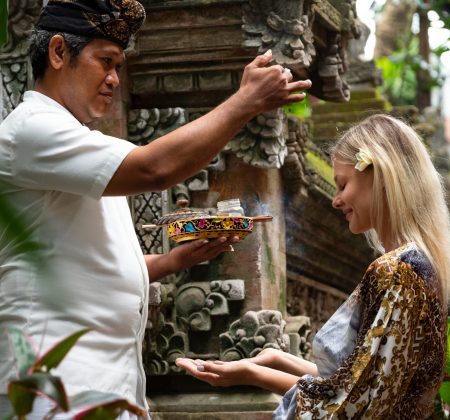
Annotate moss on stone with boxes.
[306,150,335,188]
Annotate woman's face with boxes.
[332,161,374,234]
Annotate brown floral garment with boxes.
[295,244,447,419]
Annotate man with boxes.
[0,0,311,416]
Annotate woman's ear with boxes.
[48,35,67,70]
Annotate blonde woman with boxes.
[176,114,450,419]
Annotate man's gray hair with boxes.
[29,28,92,81]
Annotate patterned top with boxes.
[276,243,446,419]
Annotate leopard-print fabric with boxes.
[295,244,446,419]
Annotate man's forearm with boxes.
[103,52,311,196]
[145,254,173,282]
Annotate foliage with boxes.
[437,317,450,402]
[375,0,450,106]
[429,0,450,29]
[283,94,311,120]
[0,0,7,47]
[5,327,147,419]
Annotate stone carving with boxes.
[0,61,28,120]
[226,108,288,168]
[1,0,40,57]
[243,0,357,103]
[0,0,40,120]
[132,192,164,254]
[316,32,350,102]
[176,280,245,332]
[287,277,347,337]
[145,280,246,375]
[242,0,316,70]
[286,315,313,360]
[281,116,310,194]
[219,310,291,361]
[128,108,187,144]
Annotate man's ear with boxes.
[48,35,67,70]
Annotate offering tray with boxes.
[142,208,272,243]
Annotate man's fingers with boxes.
[284,92,308,104]
[187,238,210,250]
[288,79,312,92]
[283,68,293,82]
[247,49,273,69]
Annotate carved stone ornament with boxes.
[242,0,316,71]
[0,61,28,121]
[145,280,246,375]
[225,108,288,168]
[281,116,310,194]
[220,310,291,360]
[0,0,40,120]
[316,32,351,102]
[1,0,40,57]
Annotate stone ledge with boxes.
[148,391,281,416]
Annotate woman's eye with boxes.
[103,57,112,65]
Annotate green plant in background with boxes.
[5,327,147,419]
[283,94,311,120]
[376,39,448,106]
[374,0,449,108]
[433,317,450,418]
[375,39,421,106]
[0,0,7,47]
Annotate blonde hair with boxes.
[331,114,450,299]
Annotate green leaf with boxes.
[64,391,147,419]
[33,328,92,373]
[439,381,450,405]
[8,373,69,415]
[445,317,450,374]
[7,383,36,416]
[7,326,36,378]
[0,0,8,47]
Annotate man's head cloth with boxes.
[36,0,146,49]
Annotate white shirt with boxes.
[0,91,149,408]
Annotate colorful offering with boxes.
[166,216,254,243]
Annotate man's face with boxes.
[59,38,125,123]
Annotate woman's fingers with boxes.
[176,358,222,385]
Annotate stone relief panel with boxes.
[287,273,348,337]
[145,279,247,375]
[146,279,312,375]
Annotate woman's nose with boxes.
[332,195,342,209]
